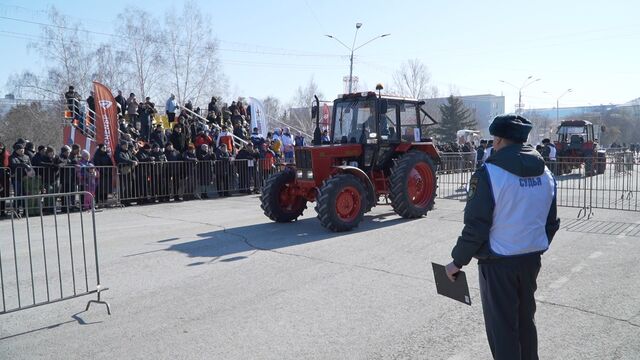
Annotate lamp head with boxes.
[356,23,362,29]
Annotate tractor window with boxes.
[380,105,398,141]
[332,100,374,143]
[557,126,587,143]
[399,104,420,142]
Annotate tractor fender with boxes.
[332,166,376,210]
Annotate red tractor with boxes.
[554,119,606,176]
[260,86,440,232]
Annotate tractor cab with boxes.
[555,120,597,155]
[326,91,439,172]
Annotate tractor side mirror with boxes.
[378,99,388,114]
[601,125,606,133]
[311,105,318,118]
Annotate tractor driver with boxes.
[362,107,391,142]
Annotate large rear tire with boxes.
[260,170,307,222]
[389,151,437,218]
[315,174,368,232]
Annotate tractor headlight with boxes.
[296,170,303,178]
[306,170,314,179]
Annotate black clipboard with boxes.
[432,262,471,305]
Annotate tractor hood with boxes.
[486,144,545,177]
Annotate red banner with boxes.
[321,103,330,129]
[92,81,119,161]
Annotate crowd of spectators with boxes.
[0,87,314,217]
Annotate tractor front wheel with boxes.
[260,170,307,222]
[315,174,368,232]
[389,151,437,218]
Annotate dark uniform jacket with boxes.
[451,144,561,268]
[9,151,32,177]
[115,149,137,166]
[150,130,167,148]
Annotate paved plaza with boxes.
[1,195,639,359]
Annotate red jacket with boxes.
[194,134,213,148]
[1,151,9,168]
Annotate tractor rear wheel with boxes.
[315,174,368,232]
[389,151,437,218]
[260,170,307,222]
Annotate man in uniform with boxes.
[446,114,560,360]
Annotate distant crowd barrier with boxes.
[0,159,281,210]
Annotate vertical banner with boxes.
[321,103,330,130]
[249,97,268,138]
[92,81,119,161]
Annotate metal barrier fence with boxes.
[432,151,640,216]
[0,160,281,210]
[117,160,279,204]
[436,152,477,200]
[0,192,110,315]
[553,154,640,216]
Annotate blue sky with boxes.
[0,0,638,111]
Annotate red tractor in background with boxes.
[260,85,441,232]
[554,119,606,176]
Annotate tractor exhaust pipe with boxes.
[312,95,322,145]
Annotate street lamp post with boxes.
[326,23,390,93]
[543,89,572,138]
[499,76,542,114]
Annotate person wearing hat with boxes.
[207,96,220,125]
[236,142,258,194]
[0,142,10,217]
[445,114,560,360]
[163,143,182,202]
[116,141,138,206]
[64,85,81,115]
[150,124,167,148]
[92,144,113,205]
[9,142,33,210]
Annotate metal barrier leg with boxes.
[85,287,111,315]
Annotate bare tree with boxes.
[117,8,165,100]
[5,71,58,100]
[392,59,438,99]
[285,77,324,135]
[292,76,324,108]
[94,44,130,93]
[164,1,224,107]
[29,6,95,98]
[263,96,284,122]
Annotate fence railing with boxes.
[433,151,640,216]
[1,159,281,211]
[436,152,477,200]
[553,155,639,216]
[0,192,109,315]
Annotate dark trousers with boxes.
[478,254,541,360]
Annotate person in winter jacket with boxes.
[150,124,167,148]
[446,115,560,360]
[170,124,188,154]
[93,144,114,204]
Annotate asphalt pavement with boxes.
[1,195,639,359]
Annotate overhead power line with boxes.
[0,14,344,58]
